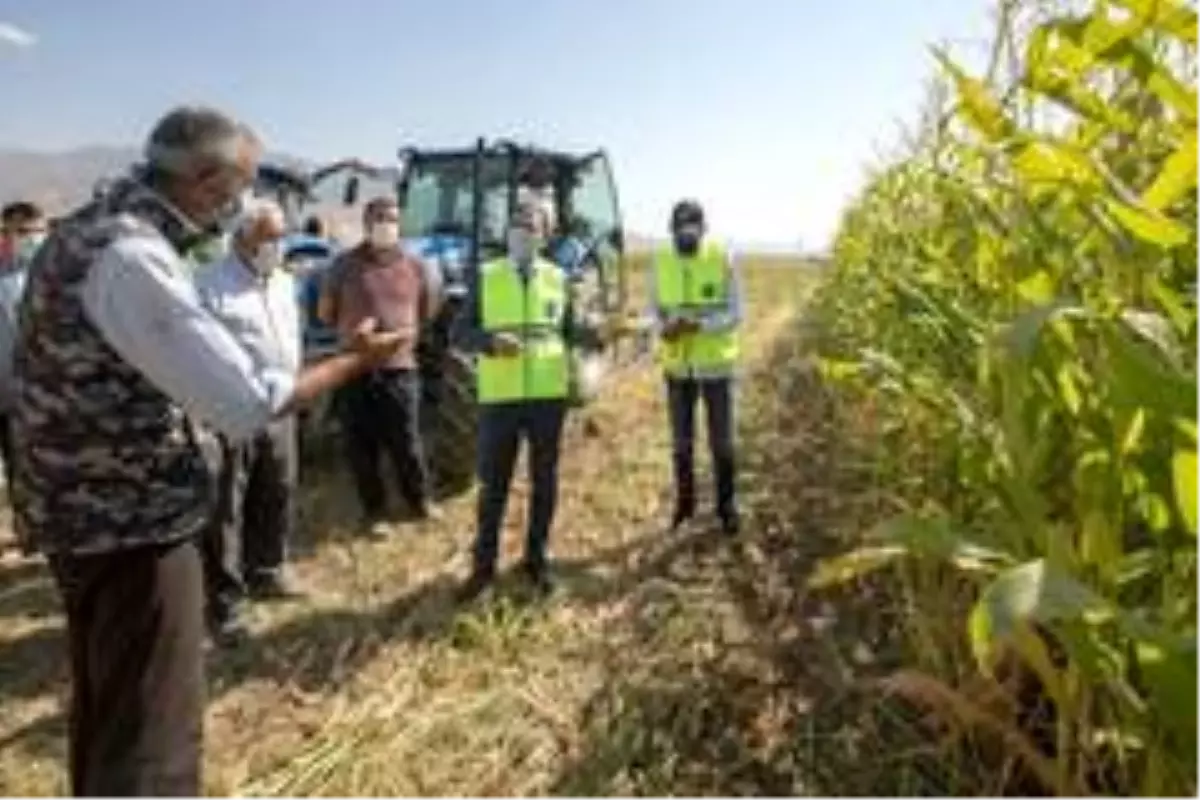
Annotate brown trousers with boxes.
[48,538,205,796]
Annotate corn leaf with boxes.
[1141,136,1198,213]
[969,559,1113,668]
[1102,318,1197,418]
[1173,448,1198,535]
[1011,138,1103,190]
[806,545,906,590]
[1135,638,1198,762]
[1102,196,1193,247]
[932,47,1015,142]
[1110,0,1199,44]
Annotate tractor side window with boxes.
[566,154,624,312]
[403,171,443,236]
[568,156,620,244]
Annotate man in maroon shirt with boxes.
[319,197,441,535]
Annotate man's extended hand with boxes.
[349,317,406,364]
[490,332,524,358]
[661,316,700,342]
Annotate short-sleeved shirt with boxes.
[323,243,434,370]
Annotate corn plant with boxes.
[809,0,1197,794]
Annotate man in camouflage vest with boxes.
[11,105,407,797]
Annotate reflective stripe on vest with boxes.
[654,244,739,375]
[477,257,570,404]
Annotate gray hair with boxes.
[233,197,284,237]
[143,105,254,177]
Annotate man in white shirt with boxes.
[194,198,303,643]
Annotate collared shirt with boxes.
[79,233,296,442]
[194,252,302,379]
[646,242,744,379]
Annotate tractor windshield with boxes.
[401,156,513,249]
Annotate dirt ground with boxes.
[0,261,934,797]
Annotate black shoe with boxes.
[670,504,695,531]
[719,509,741,536]
[455,569,495,605]
[247,572,303,602]
[207,606,249,648]
[522,561,555,598]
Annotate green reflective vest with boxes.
[654,243,739,375]
[477,257,570,404]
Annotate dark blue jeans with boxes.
[666,376,737,518]
[472,399,568,575]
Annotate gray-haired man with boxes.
[195,198,303,644]
[11,106,407,796]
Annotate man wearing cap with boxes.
[649,200,743,535]
[194,198,304,644]
[454,199,604,602]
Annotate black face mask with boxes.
[674,232,700,256]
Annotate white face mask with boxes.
[507,228,538,265]
[14,233,46,263]
[250,240,284,275]
[214,189,253,234]
[368,221,400,249]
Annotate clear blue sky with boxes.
[0,0,995,249]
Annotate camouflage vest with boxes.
[12,178,215,555]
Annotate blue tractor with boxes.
[253,141,633,496]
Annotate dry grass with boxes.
[0,257,942,797]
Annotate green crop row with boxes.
[808,0,1197,794]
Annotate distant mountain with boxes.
[0,148,795,256]
[0,146,313,215]
[0,146,139,213]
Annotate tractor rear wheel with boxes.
[296,383,343,474]
[421,347,478,498]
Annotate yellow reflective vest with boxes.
[476,256,570,404]
[653,243,739,376]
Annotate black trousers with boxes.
[337,369,430,521]
[666,376,738,517]
[48,539,205,797]
[0,411,14,493]
[202,418,297,615]
[472,400,568,574]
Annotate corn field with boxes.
[808,0,1197,794]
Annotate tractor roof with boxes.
[255,162,314,200]
[399,139,601,168]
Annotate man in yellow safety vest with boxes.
[650,199,743,535]
[455,199,603,602]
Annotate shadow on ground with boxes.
[547,316,963,797]
[0,483,696,782]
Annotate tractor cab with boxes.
[330,139,629,319]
